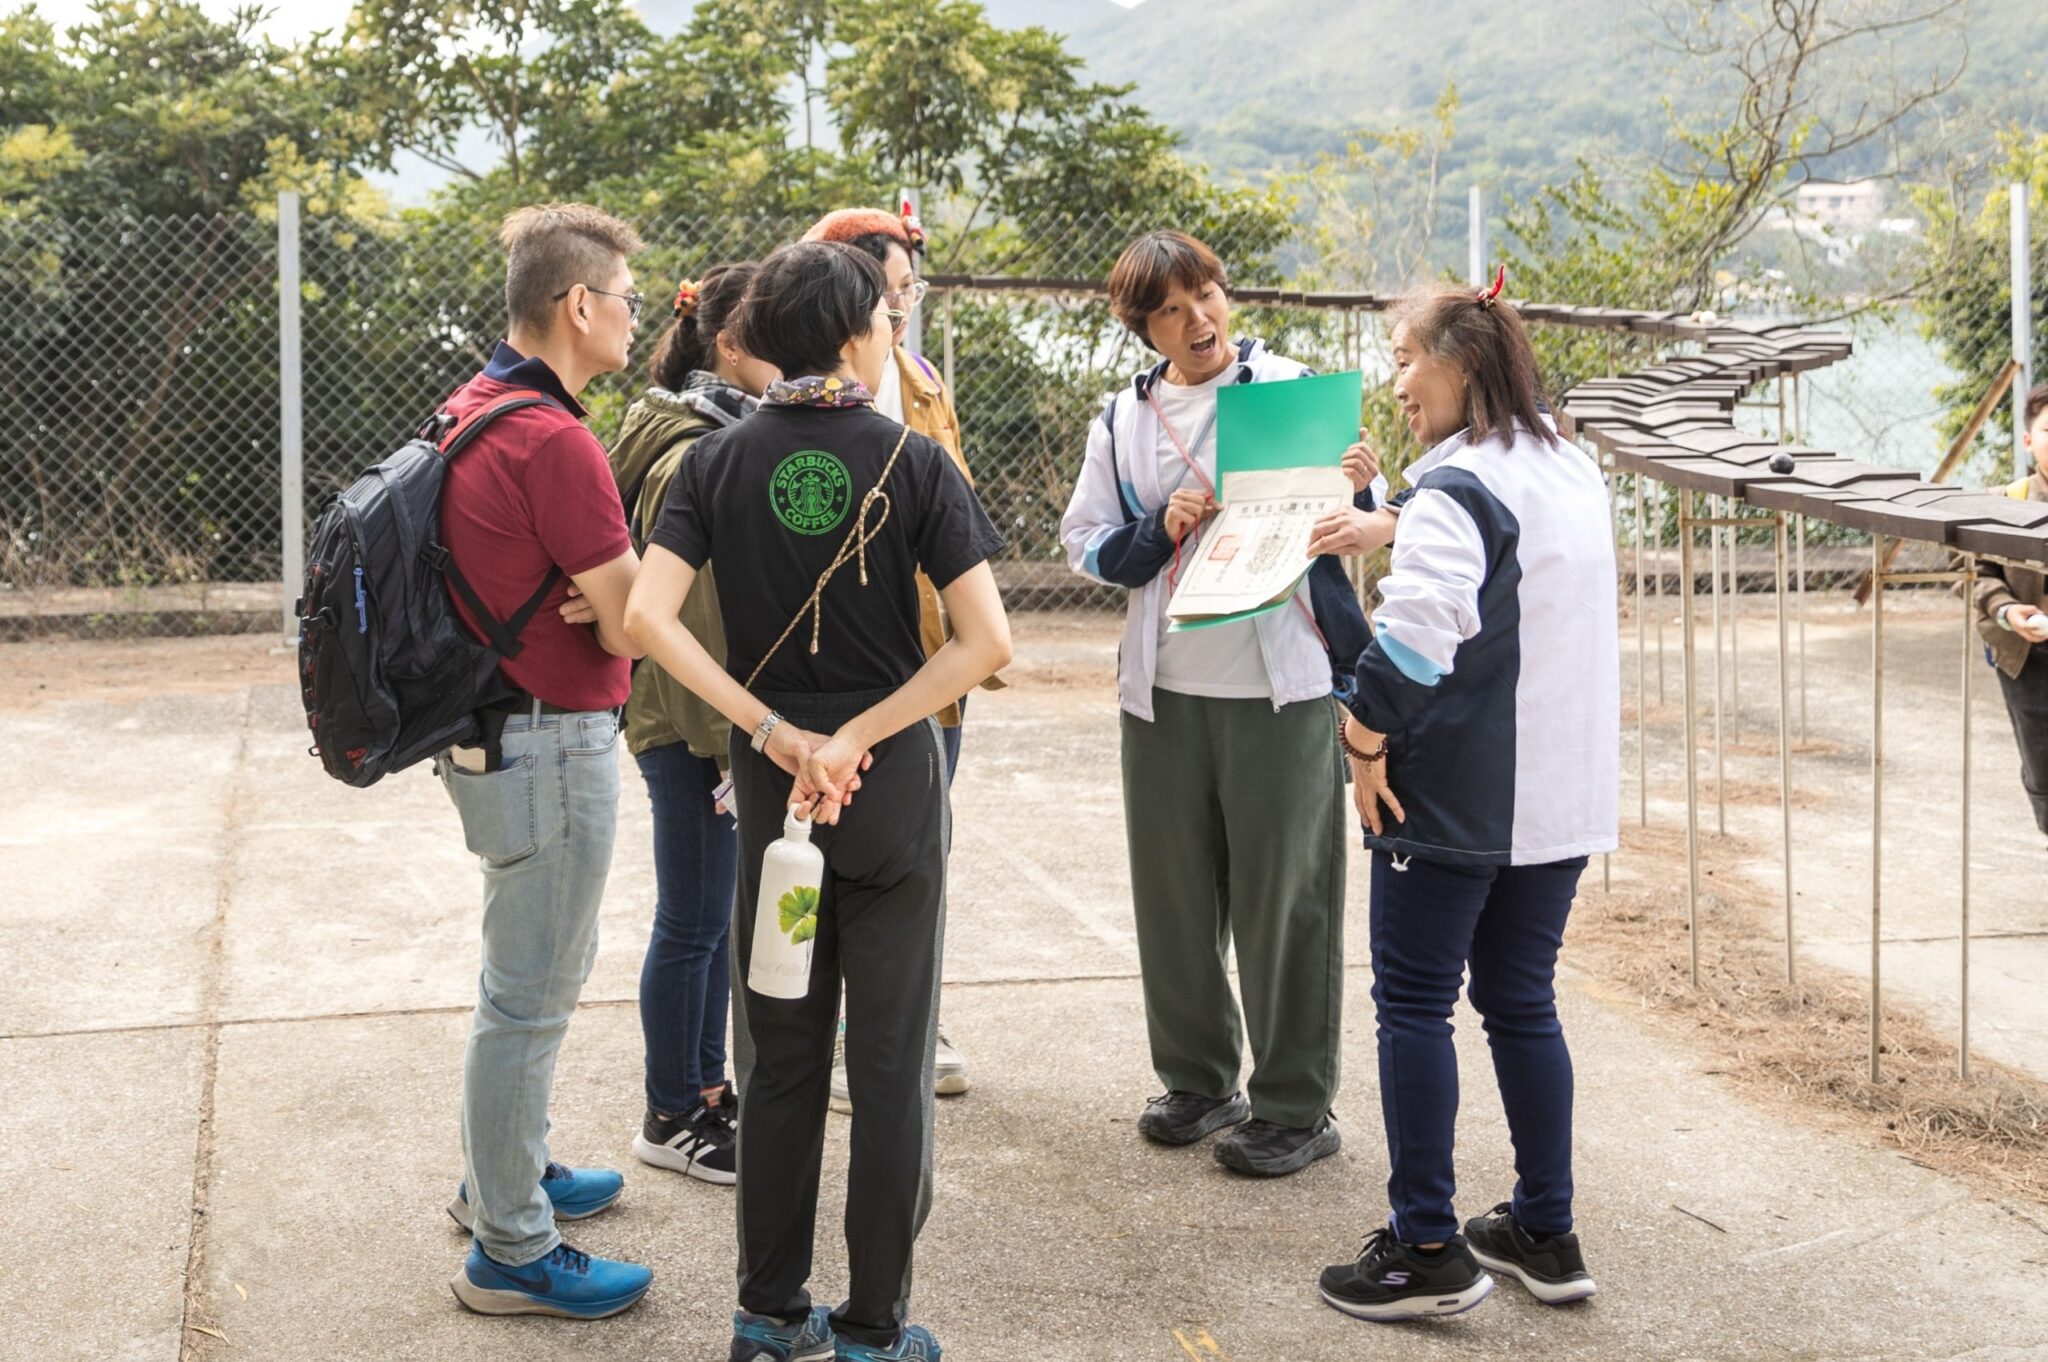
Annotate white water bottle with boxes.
[748,805,824,999]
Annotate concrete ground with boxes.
[1623,588,2048,1082]
[5,616,2048,1362]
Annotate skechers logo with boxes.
[1381,1270,1411,1285]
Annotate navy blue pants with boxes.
[1368,852,1585,1243]
[636,742,740,1115]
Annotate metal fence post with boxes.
[278,191,304,642]
[2015,182,2033,482]
[900,185,924,356]
[1467,185,1486,286]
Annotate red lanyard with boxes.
[1147,388,1213,588]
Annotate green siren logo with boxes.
[769,450,853,535]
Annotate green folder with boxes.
[1215,369,1363,493]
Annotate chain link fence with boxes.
[1,200,2031,632]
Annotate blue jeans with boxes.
[636,741,739,1115]
[439,708,621,1267]
[1368,852,1585,1243]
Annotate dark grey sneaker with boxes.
[1318,1228,1494,1322]
[1464,1202,1597,1304]
[1136,1090,1250,1146]
[1214,1113,1341,1176]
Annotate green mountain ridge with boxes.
[977,0,2044,199]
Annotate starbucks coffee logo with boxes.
[769,450,853,535]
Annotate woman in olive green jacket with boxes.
[608,262,778,1184]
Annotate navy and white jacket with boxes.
[1347,420,1619,866]
[1060,338,1385,721]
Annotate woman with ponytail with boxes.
[1315,271,1617,1324]
[607,262,778,1187]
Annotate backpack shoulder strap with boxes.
[435,394,553,458]
[427,390,566,660]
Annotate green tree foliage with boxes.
[1915,130,2048,483]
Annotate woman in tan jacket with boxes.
[1974,383,2048,840]
[801,205,999,1105]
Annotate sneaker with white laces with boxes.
[932,1022,970,1096]
[633,1101,737,1185]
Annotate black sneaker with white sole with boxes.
[1213,1114,1341,1177]
[631,1102,737,1185]
[1319,1228,1494,1322]
[1464,1202,1597,1304]
[1136,1090,1250,1146]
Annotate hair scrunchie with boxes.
[1476,264,1506,308]
[673,279,701,318]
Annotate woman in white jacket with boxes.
[1060,230,1380,1178]
[1315,276,1617,1324]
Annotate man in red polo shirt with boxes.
[435,203,654,1322]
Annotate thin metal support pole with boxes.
[1870,535,1885,1082]
[1960,556,1975,1078]
[1711,496,1726,834]
[1729,504,1741,718]
[1680,493,1702,986]
[941,289,957,397]
[1796,514,1808,742]
[1775,512,1795,986]
[1654,484,1666,705]
[278,190,304,642]
[1635,474,1648,827]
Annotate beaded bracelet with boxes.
[1335,708,1388,764]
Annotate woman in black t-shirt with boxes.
[623,240,1011,1362]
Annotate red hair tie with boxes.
[1477,264,1506,308]
[900,199,928,254]
[672,279,700,318]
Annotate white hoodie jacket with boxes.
[1059,338,1385,722]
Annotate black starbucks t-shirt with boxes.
[648,403,1005,695]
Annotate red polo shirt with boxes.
[438,346,633,711]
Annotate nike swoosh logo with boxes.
[492,1265,552,1293]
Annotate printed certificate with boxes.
[1165,465,1353,629]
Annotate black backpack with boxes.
[296,395,563,787]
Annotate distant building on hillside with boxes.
[1795,179,1888,233]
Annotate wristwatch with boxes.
[751,710,784,753]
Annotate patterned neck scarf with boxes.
[764,374,873,408]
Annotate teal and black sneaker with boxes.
[835,1322,942,1360]
[448,1162,624,1230]
[731,1306,835,1362]
[449,1240,651,1319]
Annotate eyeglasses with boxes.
[882,279,929,310]
[881,308,910,328]
[553,285,646,325]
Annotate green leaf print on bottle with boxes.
[778,885,820,945]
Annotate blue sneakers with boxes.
[836,1323,942,1360]
[731,1306,835,1362]
[450,1240,652,1318]
[447,1162,624,1230]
